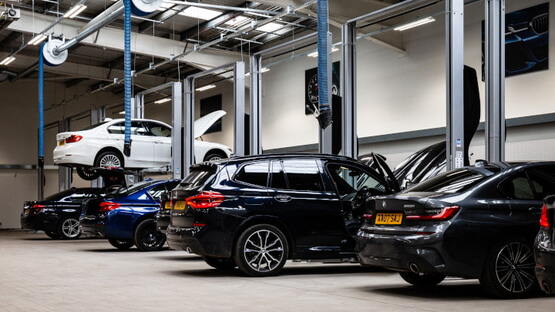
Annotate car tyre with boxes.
[204,151,227,162]
[95,150,123,169]
[108,238,134,250]
[76,166,99,180]
[480,240,538,299]
[134,219,166,251]
[57,217,82,240]
[204,257,236,271]
[45,231,61,239]
[234,224,288,277]
[399,272,445,287]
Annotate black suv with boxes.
[167,154,399,276]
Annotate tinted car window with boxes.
[500,172,535,200]
[327,163,385,197]
[235,161,269,187]
[270,160,287,190]
[116,180,158,196]
[62,190,101,202]
[44,189,98,201]
[409,169,488,193]
[179,167,217,190]
[145,122,171,137]
[148,182,178,200]
[282,159,323,192]
[527,166,555,199]
[107,121,149,136]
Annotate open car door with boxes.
[359,153,400,193]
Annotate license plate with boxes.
[164,202,171,210]
[375,213,403,225]
[58,140,65,146]
[173,201,186,211]
[23,209,29,216]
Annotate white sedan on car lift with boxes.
[53,110,232,180]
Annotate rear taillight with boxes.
[362,214,373,220]
[31,204,45,213]
[99,201,121,212]
[65,135,83,143]
[540,204,552,228]
[185,191,224,209]
[406,206,460,221]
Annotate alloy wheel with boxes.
[494,242,536,294]
[61,218,81,238]
[139,226,164,249]
[243,229,285,273]
[99,154,121,168]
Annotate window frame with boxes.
[498,169,537,201]
[324,161,387,198]
[268,159,290,191]
[232,160,270,189]
[278,158,326,193]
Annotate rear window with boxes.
[408,168,489,193]
[179,167,217,190]
[115,180,158,196]
[45,189,76,201]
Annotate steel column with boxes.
[341,22,357,159]
[58,118,72,191]
[183,77,195,176]
[233,62,246,157]
[171,82,183,179]
[485,0,505,162]
[249,54,263,155]
[90,107,106,188]
[445,0,465,170]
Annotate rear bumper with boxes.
[80,215,105,237]
[535,247,555,295]
[155,211,170,233]
[53,144,95,166]
[356,230,448,275]
[20,213,58,232]
[166,224,233,258]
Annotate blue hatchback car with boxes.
[80,179,180,251]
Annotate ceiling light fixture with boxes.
[196,84,216,92]
[394,16,436,31]
[0,56,16,66]
[28,34,48,46]
[257,22,285,33]
[307,47,339,58]
[154,97,171,104]
[64,4,87,19]
[261,67,270,73]
[180,7,222,20]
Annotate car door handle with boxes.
[274,195,292,203]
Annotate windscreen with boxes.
[407,168,493,194]
[179,167,217,190]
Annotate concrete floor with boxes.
[0,232,553,312]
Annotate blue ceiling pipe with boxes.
[316,0,332,129]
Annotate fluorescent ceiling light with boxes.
[118,111,125,115]
[196,84,216,92]
[180,7,222,20]
[28,34,47,46]
[261,67,270,73]
[154,97,171,104]
[307,47,339,58]
[257,22,285,33]
[394,16,436,31]
[224,15,251,26]
[0,56,15,65]
[64,4,87,19]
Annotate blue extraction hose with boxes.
[123,0,132,157]
[316,0,331,129]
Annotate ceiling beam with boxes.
[138,4,188,33]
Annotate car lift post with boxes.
[90,107,106,188]
[485,0,505,162]
[58,118,72,191]
[135,81,183,179]
[445,0,465,170]
[250,32,318,156]
[183,62,246,176]
[341,22,357,159]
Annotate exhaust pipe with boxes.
[409,263,420,274]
